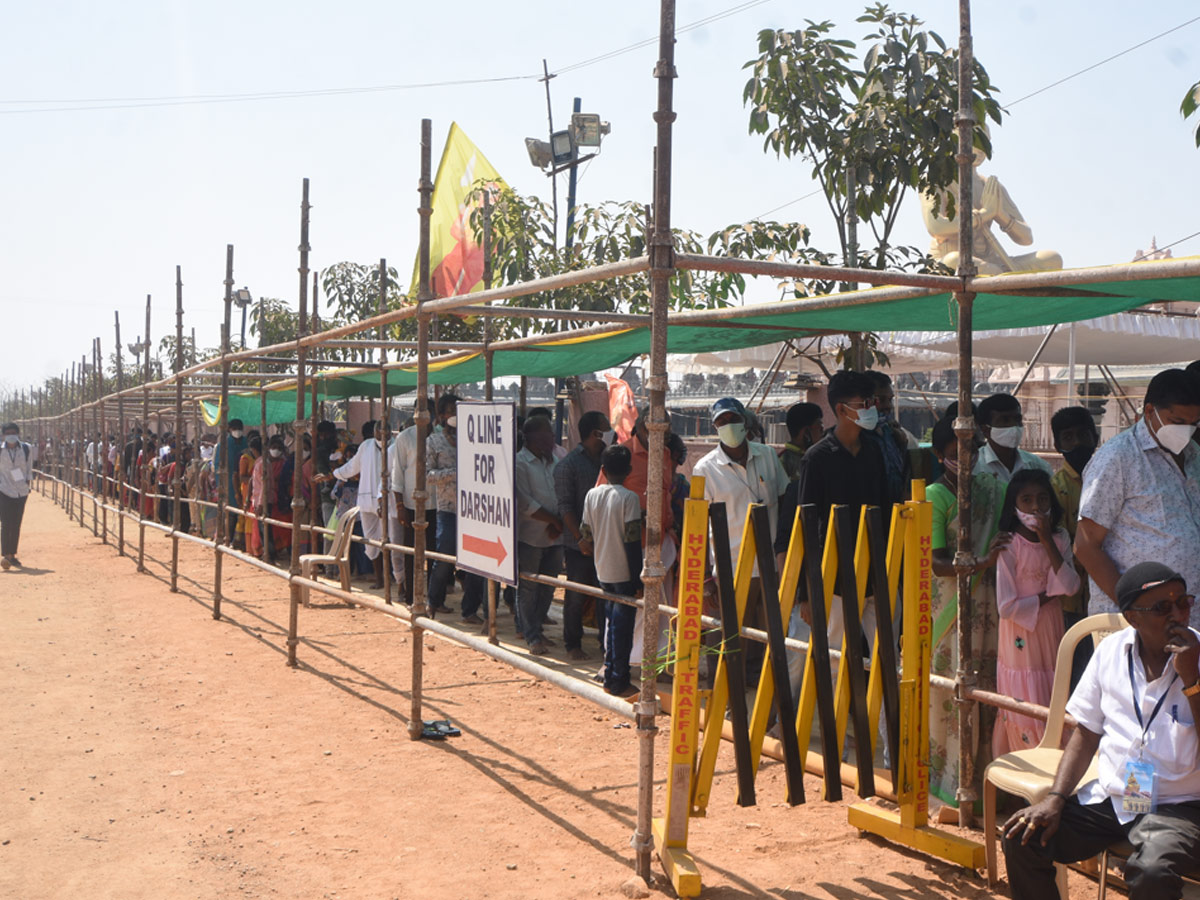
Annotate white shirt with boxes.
[582,483,642,584]
[333,439,395,515]
[0,441,32,498]
[972,442,1052,484]
[1080,419,1200,627]
[515,447,559,548]
[389,426,421,511]
[691,440,789,574]
[1067,625,1200,823]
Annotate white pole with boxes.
[1067,322,1077,412]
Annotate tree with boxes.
[1183,80,1200,147]
[743,4,1004,270]
[471,184,821,330]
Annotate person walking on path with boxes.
[0,423,33,569]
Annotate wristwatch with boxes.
[1185,679,1200,698]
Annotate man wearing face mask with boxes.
[973,393,1052,484]
[779,402,823,482]
[775,371,889,679]
[865,370,916,505]
[1077,368,1200,627]
[0,423,33,569]
[554,410,613,658]
[213,419,248,547]
[694,397,791,682]
[1050,407,1100,669]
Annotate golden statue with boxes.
[921,131,1063,276]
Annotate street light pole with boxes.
[555,95,585,445]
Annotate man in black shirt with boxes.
[776,370,889,645]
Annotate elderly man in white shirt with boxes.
[331,420,399,590]
[1076,369,1200,628]
[1002,561,1200,900]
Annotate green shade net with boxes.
[201,270,1200,426]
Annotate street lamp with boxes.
[524,98,612,443]
[233,287,253,349]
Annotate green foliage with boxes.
[157,334,199,373]
[470,183,828,328]
[1183,80,1200,148]
[743,4,1003,268]
[320,260,486,353]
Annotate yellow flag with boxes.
[410,122,507,301]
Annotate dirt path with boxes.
[3,490,1094,899]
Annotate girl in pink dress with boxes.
[993,468,1080,756]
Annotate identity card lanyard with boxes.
[1122,646,1178,815]
[5,445,24,482]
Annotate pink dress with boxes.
[993,528,1080,756]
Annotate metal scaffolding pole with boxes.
[409,118,434,740]
[138,296,151,573]
[634,0,676,880]
[953,0,979,827]
[287,179,311,667]
[114,315,127,555]
[376,257,393,605]
[171,266,185,592]
[213,247,235,619]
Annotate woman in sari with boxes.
[238,434,262,552]
[926,415,1010,818]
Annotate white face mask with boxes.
[445,415,458,429]
[600,429,616,446]
[716,422,747,449]
[269,448,282,459]
[990,425,1024,449]
[844,404,878,432]
[302,451,310,460]
[230,430,244,439]
[1150,407,1195,455]
[3,434,17,445]
[329,451,343,462]
[1016,509,1042,530]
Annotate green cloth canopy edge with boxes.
[201,271,1200,426]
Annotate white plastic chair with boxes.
[298,506,360,607]
[983,612,1128,896]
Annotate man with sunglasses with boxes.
[1002,561,1200,899]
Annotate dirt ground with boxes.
[2,490,1103,900]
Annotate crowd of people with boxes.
[14,360,1200,895]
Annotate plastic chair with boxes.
[983,612,1128,894]
[298,506,360,607]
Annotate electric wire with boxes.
[1005,15,1200,108]
[0,0,775,115]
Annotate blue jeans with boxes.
[517,542,563,646]
[601,581,638,692]
[429,511,485,615]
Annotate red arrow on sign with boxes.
[462,533,508,566]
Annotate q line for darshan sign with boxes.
[455,401,517,586]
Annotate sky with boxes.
[2,0,1198,399]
